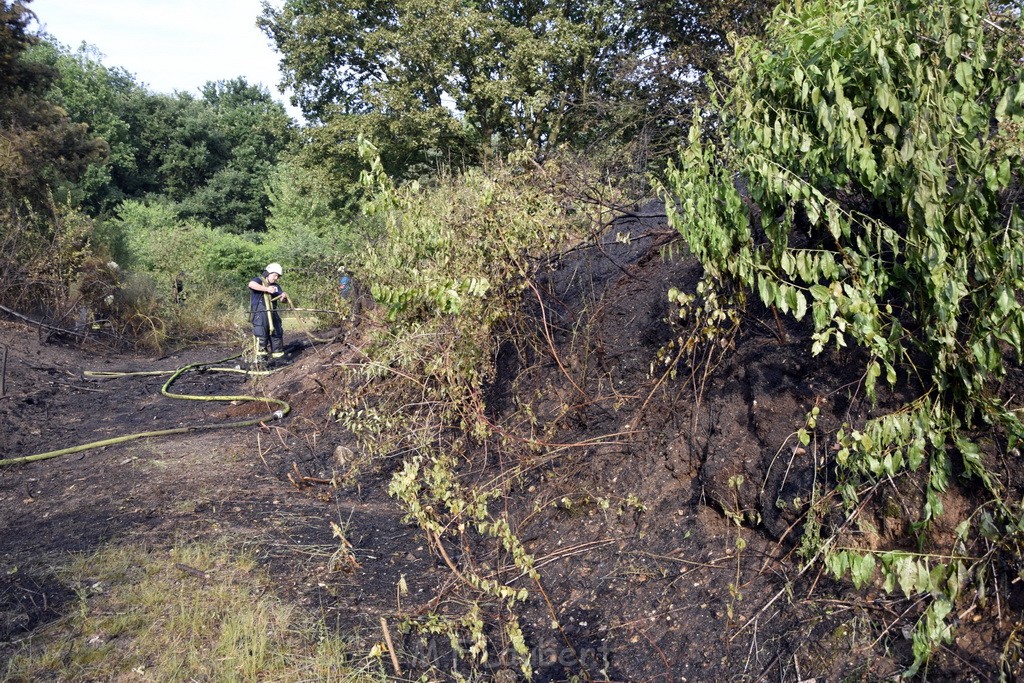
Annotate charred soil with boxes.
[1,209,1022,682]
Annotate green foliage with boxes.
[345,139,579,436]
[261,157,368,316]
[112,200,267,286]
[116,83,295,233]
[358,141,567,326]
[102,200,269,340]
[336,144,587,674]
[35,35,296,232]
[260,0,776,179]
[28,41,139,213]
[668,0,1024,404]
[663,0,1023,672]
[261,0,647,160]
[0,3,105,214]
[825,547,967,675]
[184,78,298,232]
[0,1,104,311]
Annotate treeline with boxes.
[41,44,295,234]
[0,1,355,344]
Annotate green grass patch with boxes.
[4,539,386,682]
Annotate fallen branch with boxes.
[379,617,402,676]
[288,461,336,490]
[0,304,82,338]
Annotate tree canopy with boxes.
[258,0,771,166]
[35,38,298,232]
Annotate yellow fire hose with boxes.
[265,292,275,335]
[0,354,291,467]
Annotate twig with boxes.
[730,583,792,643]
[637,627,672,681]
[523,276,585,396]
[868,599,924,649]
[256,433,270,470]
[532,574,592,681]
[0,303,83,337]
[379,617,403,676]
[174,563,208,581]
[1,343,7,397]
[288,462,306,490]
[508,539,619,581]
[52,380,108,394]
[770,305,788,344]
[289,460,335,487]
[432,531,470,585]
[754,650,784,682]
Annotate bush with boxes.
[662,0,1024,672]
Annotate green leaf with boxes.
[996,90,1010,121]
[954,62,974,91]
[896,557,920,597]
[781,250,795,276]
[826,550,850,580]
[998,158,1011,187]
[944,34,962,60]
[851,553,876,589]
[794,290,808,320]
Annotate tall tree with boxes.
[259,0,633,157]
[31,41,142,213]
[259,0,774,170]
[0,1,105,212]
[0,0,106,311]
[36,40,298,233]
[180,78,297,232]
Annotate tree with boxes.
[181,78,297,232]
[30,40,142,213]
[598,0,775,155]
[258,0,634,157]
[0,1,105,212]
[259,0,774,171]
[663,0,1023,671]
[37,43,297,233]
[0,0,107,312]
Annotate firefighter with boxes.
[248,262,289,358]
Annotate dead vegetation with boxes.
[1,205,1022,681]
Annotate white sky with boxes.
[27,0,302,120]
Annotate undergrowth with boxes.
[333,141,624,679]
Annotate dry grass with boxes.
[3,539,386,683]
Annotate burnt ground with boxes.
[1,206,1023,682]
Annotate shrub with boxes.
[662,0,1023,672]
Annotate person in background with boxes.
[174,271,187,305]
[337,265,364,327]
[338,270,352,300]
[249,262,289,358]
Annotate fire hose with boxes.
[0,354,290,467]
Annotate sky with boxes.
[27,0,302,120]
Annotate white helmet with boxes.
[266,262,283,276]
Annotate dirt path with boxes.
[0,322,448,672]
